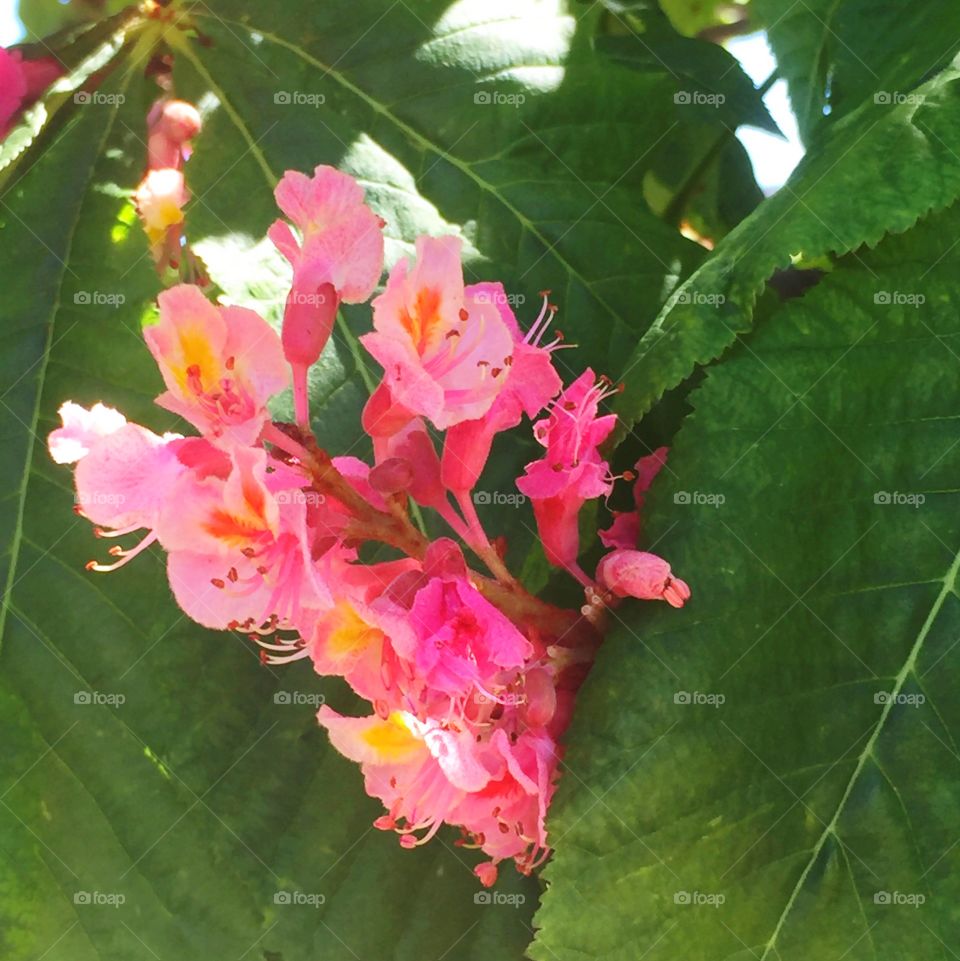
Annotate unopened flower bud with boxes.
[282,280,338,368]
[596,549,691,608]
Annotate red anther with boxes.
[94,528,105,538]
[445,329,461,339]
[73,505,85,516]
[622,469,636,482]
[538,289,551,298]
[241,547,256,558]
[186,364,200,377]
[225,355,235,370]
[108,545,123,556]
[85,560,97,571]
[258,649,269,665]
[491,367,502,378]
[227,567,239,582]
[504,355,514,366]
[210,577,225,588]
[498,822,510,834]
[458,308,469,321]
[226,620,239,630]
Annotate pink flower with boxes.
[157,446,329,629]
[361,236,518,431]
[599,446,669,549]
[268,165,385,423]
[48,401,127,464]
[440,290,562,494]
[384,539,533,700]
[0,48,28,139]
[134,168,189,270]
[318,707,491,846]
[0,47,63,140]
[147,98,202,169]
[144,284,288,448]
[596,549,691,607]
[450,727,557,874]
[516,370,618,576]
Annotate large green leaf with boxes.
[533,202,960,959]
[756,0,960,142]
[614,55,960,442]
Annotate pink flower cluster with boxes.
[50,164,689,885]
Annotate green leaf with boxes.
[533,202,960,959]
[614,56,960,442]
[756,0,960,142]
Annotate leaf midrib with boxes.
[759,543,960,960]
